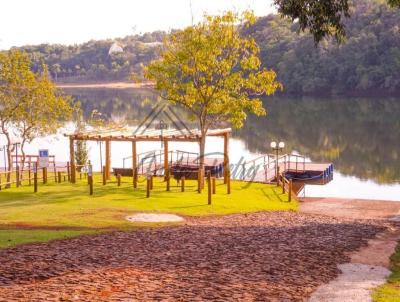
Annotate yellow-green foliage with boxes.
[0,175,296,248]
[145,11,282,130]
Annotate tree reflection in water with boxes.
[66,88,400,185]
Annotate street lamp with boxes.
[270,141,285,185]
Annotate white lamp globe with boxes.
[278,141,285,149]
[270,141,277,149]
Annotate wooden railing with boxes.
[0,162,87,190]
[279,173,294,202]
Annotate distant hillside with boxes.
[18,32,166,83]
[16,0,400,96]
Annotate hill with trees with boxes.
[14,0,400,96]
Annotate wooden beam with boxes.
[132,141,137,188]
[69,137,76,183]
[223,132,229,184]
[105,140,111,180]
[164,140,169,181]
[64,127,232,142]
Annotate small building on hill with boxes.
[108,42,124,55]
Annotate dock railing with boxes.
[279,173,294,202]
[241,153,307,183]
[123,150,201,176]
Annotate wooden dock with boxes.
[241,154,333,185]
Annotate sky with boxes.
[0,0,275,50]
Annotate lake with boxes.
[10,88,400,201]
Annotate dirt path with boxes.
[0,212,388,301]
[301,198,400,302]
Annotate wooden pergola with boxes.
[65,127,231,186]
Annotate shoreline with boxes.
[56,81,154,89]
[300,197,400,220]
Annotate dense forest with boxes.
[15,0,400,96]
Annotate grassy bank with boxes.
[373,242,400,302]
[0,175,295,248]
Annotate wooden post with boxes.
[212,177,216,194]
[166,169,170,191]
[146,176,150,198]
[58,171,62,183]
[67,162,71,182]
[89,175,93,195]
[227,170,231,194]
[53,161,57,182]
[28,162,31,186]
[43,167,47,184]
[69,137,76,183]
[34,163,38,193]
[223,133,230,184]
[88,164,93,195]
[132,141,137,188]
[289,179,292,202]
[117,174,121,186]
[105,140,111,180]
[150,175,153,190]
[282,174,285,193]
[164,140,169,181]
[102,166,106,185]
[197,169,202,193]
[16,165,20,187]
[207,172,212,205]
[181,176,185,192]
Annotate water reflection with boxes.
[66,88,400,185]
[237,97,400,184]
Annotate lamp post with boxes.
[270,141,285,185]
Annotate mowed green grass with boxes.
[373,242,400,302]
[0,174,296,248]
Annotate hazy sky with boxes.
[0,0,275,50]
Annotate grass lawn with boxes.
[373,242,400,302]
[0,174,296,248]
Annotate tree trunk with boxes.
[199,134,206,189]
[20,141,26,183]
[5,142,12,188]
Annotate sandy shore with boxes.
[300,197,400,220]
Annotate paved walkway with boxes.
[301,198,400,302]
[0,211,389,301]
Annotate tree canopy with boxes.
[0,50,73,182]
[274,0,399,43]
[144,11,282,177]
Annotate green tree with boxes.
[15,65,73,169]
[274,0,400,43]
[144,11,282,179]
[0,50,73,185]
[74,109,89,171]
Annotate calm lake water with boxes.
[10,88,400,201]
